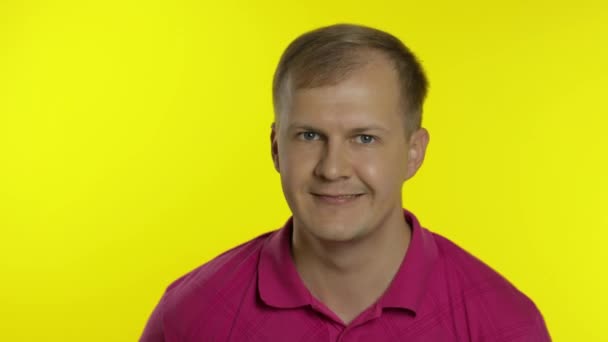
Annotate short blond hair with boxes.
[272,23,429,137]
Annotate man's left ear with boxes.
[405,128,430,181]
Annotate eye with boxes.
[355,134,376,144]
[298,131,320,141]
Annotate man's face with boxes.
[271,54,428,243]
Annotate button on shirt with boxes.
[140,208,551,341]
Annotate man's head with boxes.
[270,24,430,243]
[272,23,428,138]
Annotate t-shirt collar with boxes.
[378,208,439,314]
[257,216,312,308]
[257,208,439,314]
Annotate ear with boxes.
[405,128,430,181]
[270,122,280,172]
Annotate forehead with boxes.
[284,55,403,128]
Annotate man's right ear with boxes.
[270,122,280,172]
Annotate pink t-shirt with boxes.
[140,208,551,341]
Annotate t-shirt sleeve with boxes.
[513,311,552,342]
[481,307,552,342]
[139,294,166,342]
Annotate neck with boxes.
[291,207,411,324]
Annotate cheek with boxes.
[285,140,320,163]
[355,154,406,190]
[357,159,381,179]
[280,145,318,183]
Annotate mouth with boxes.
[311,193,364,205]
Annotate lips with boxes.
[311,193,364,204]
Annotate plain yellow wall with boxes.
[1,0,606,340]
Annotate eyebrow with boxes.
[287,123,390,134]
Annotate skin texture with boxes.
[270,51,430,324]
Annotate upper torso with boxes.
[139,209,551,341]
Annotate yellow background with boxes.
[1,0,606,340]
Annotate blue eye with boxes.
[299,131,320,141]
[356,135,376,144]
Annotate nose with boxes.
[313,139,352,181]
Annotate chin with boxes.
[304,218,369,242]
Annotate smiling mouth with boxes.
[312,193,364,204]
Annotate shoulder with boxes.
[140,231,278,341]
[430,232,551,341]
[167,232,271,291]
[432,232,514,290]
[161,232,274,329]
[165,231,273,301]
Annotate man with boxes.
[140,23,551,341]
